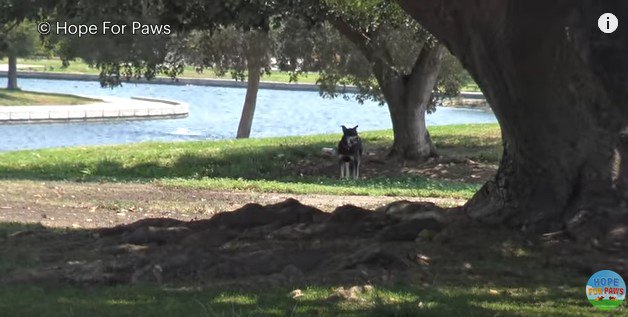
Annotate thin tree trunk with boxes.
[7,54,18,90]
[384,44,445,160]
[388,98,436,160]
[399,0,628,230]
[236,60,261,139]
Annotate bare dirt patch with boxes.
[1,199,451,286]
[0,180,465,229]
[1,179,624,293]
[2,198,625,290]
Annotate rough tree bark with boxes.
[384,44,445,160]
[236,59,261,139]
[7,54,18,90]
[330,18,446,160]
[617,129,628,199]
[398,0,628,231]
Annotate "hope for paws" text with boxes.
[38,21,172,37]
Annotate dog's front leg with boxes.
[339,160,344,179]
[350,161,356,179]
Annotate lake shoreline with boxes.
[0,70,487,104]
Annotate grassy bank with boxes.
[2,58,482,92]
[0,89,101,106]
[0,124,501,199]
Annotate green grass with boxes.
[0,283,605,317]
[0,89,101,106]
[0,216,613,317]
[163,176,480,198]
[0,124,501,199]
[461,82,481,93]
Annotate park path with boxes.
[0,180,465,229]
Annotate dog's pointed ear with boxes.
[353,125,359,130]
[341,125,347,132]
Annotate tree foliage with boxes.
[29,0,275,87]
[0,21,38,59]
[182,27,273,81]
[274,16,468,110]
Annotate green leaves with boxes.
[182,27,273,81]
[323,0,417,31]
[0,21,38,58]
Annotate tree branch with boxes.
[407,42,446,89]
[326,15,374,61]
[401,42,446,107]
[327,14,402,100]
[0,20,19,34]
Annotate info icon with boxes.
[598,13,619,34]
[586,270,625,311]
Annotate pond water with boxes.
[0,78,496,152]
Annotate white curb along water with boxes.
[0,95,189,124]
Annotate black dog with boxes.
[338,125,363,179]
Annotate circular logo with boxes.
[586,270,625,311]
[598,13,619,34]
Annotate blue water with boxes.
[0,78,496,152]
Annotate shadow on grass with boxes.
[0,141,333,181]
[0,90,23,102]
[1,284,554,317]
[0,222,608,317]
[0,139,484,197]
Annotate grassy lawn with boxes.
[461,81,481,92]
[0,284,598,317]
[0,89,101,106]
[0,124,617,317]
[0,124,501,199]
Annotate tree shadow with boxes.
[0,283,518,317]
[0,220,613,317]
[0,140,486,194]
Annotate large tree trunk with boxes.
[236,60,261,139]
[617,130,628,199]
[7,54,18,90]
[399,0,628,230]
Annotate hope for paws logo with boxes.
[586,270,625,311]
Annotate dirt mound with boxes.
[3,199,450,286]
[3,199,626,288]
